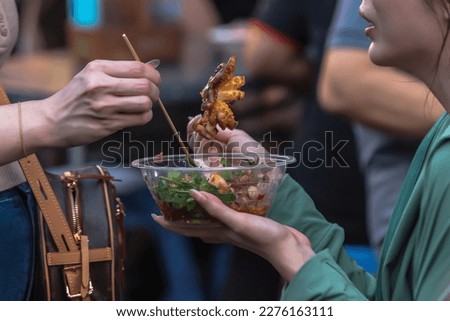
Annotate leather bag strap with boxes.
[0,85,89,300]
[19,154,78,252]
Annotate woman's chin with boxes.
[368,45,394,68]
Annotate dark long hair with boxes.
[426,0,450,70]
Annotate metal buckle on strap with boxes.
[65,280,94,299]
[64,265,94,299]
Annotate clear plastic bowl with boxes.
[132,153,296,227]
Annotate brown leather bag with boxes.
[0,86,126,300]
[31,165,127,301]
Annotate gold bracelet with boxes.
[18,102,27,157]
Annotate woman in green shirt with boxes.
[153,0,450,300]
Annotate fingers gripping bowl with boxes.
[132,153,296,226]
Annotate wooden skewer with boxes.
[122,34,195,166]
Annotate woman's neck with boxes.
[428,73,450,115]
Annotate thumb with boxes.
[189,189,242,228]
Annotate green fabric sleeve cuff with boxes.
[281,249,369,301]
[269,175,376,299]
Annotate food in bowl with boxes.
[132,153,295,226]
[193,55,246,140]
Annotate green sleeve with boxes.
[268,175,376,300]
[414,139,450,300]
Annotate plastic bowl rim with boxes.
[131,152,296,171]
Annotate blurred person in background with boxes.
[318,0,444,255]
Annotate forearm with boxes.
[180,0,220,34]
[244,24,312,91]
[0,100,49,165]
[318,49,443,138]
[0,60,159,166]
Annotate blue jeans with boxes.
[0,183,37,300]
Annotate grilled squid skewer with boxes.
[193,56,246,139]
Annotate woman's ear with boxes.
[0,0,18,68]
